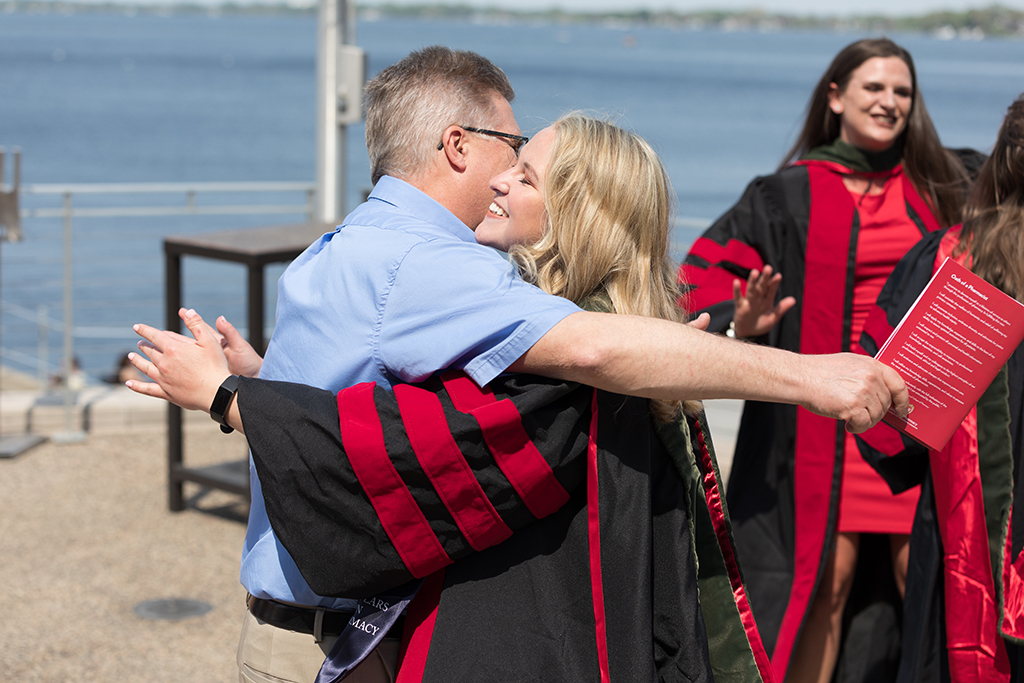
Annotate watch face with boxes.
[211,375,239,425]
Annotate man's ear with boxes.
[438,125,469,172]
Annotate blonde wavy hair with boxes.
[509,114,689,421]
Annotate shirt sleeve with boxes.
[378,239,580,386]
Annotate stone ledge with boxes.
[1,385,221,436]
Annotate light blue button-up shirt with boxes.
[240,176,580,609]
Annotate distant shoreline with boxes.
[5,1,1024,38]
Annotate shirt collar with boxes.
[368,176,477,243]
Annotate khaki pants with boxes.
[237,608,400,683]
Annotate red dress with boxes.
[836,170,922,535]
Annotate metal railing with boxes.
[1,177,710,438]
[2,180,318,437]
[20,181,316,220]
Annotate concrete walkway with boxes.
[0,427,252,682]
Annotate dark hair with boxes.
[956,95,1024,301]
[780,37,968,227]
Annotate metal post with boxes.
[247,264,266,356]
[37,305,48,389]
[53,191,85,442]
[1,150,50,457]
[0,149,4,414]
[316,0,341,223]
[316,0,364,224]
[165,248,184,511]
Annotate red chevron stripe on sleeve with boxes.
[439,370,495,412]
[394,384,513,552]
[680,237,765,312]
[337,382,452,577]
[442,372,570,520]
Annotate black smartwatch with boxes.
[210,375,240,434]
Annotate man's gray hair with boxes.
[365,46,515,184]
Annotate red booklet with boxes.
[877,257,1024,450]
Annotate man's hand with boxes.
[126,309,231,413]
[799,353,909,433]
[732,265,796,338]
[215,314,264,377]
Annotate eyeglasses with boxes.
[437,126,530,156]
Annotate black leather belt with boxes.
[246,595,404,639]
[247,595,354,638]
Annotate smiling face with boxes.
[474,125,556,251]
[828,56,913,153]
[462,93,524,228]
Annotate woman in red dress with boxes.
[680,38,975,683]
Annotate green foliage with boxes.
[5,1,1024,37]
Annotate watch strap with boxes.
[210,375,240,434]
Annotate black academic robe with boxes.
[239,372,773,683]
[679,159,944,681]
[856,227,1024,683]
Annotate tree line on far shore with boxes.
[8,1,1024,39]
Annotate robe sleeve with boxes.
[855,230,950,493]
[239,372,592,599]
[678,172,796,334]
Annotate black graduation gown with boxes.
[856,227,1024,683]
[679,159,943,681]
[239,372,773,683]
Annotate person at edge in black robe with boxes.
[855,95,1024,683]
[129,116,781,682]
[678,38,982,683]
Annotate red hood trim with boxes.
[587,390,612,683]
[930,409,1010,681]
[694,416,776,683]
[771,164,855,678]
[396,569,446,682]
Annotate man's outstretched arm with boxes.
[512,311,908,433]
[129,307,906,435]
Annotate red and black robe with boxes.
[238,372,773,683]
[857,227,1024,683]
[679,158,944,680]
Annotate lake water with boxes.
[3,11,1024,378]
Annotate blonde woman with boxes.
[130,115,775,682]
[475,114,689,423]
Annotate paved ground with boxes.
[1,425,252,683]
[0,378,742,683]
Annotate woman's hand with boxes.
[732,265,796,338]
[687,312,711,331]
[126,309,231,413]
[214,314,264,377]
